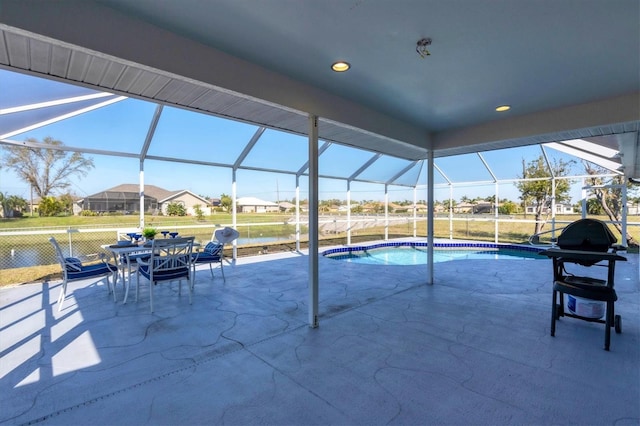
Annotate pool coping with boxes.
[321,240,547,257]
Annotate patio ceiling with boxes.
[0,0,638,178]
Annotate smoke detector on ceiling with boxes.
[416,38,432,58]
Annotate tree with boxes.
[0,193,8,218]
[515,156,574,235]
[586,198,604,215]
[319,199,332,213]
[193,204,205,221]
[583,162,638,247]
[372,202,385,213]
[56,193,74,216]
[498,200,518,215]
[1,136,94,198]
[220,193,232,212]
[9,195,28,216]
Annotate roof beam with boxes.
[139,104,163,161]
[349,153,382,181]
[0,92,114,115]
[297,141,331,177]
[477,153,497,182]
[0,95,126,139]
[233,127,265,169]
[0,137,140,159]
[433,163,451,185]
[386,160,420,186]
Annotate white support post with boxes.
[347,181,352,245]
[581,177,587,219]
[551,177,557,240]
[232,169,237,260]
[622,184,628,247]
[295,175,301,252]
[494,182,499,243]
[427,150,434,285]
[138,104,161,229]
[449,185,453,240]
[413,186,417,238]
[139,161,145,229]
[384,184,389,240]
[308,114,319,328]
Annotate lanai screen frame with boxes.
[0,68,630,327]
[0,70,629,242]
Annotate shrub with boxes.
[38,196,63,217]
[166,202,187,216]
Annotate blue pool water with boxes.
[323,242,546,265]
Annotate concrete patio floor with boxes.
[1,242,639,425]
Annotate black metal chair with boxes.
[541,219,626,350]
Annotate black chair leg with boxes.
[551,289,557,337]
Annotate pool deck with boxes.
[1,239,639,425]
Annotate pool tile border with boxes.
[321,241,546,258]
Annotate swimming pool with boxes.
[322,242,546,265]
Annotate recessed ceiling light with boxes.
[495,105,511,112]
[331,61,351,72]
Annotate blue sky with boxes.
[1,69,592,205]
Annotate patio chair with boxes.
[135,236,195,313]
[191,227,238,283]
[49,237,118,312]
[541,218,627,350]
[192,240,225,282]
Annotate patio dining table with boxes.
[102,242,152,303]
[102,240,201,304]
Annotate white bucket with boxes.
[567,295,605,319]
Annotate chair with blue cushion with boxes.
[136,236,195,313]
[49,237,118,312]
[192,240,226,282]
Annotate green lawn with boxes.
[0,212,283,230]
